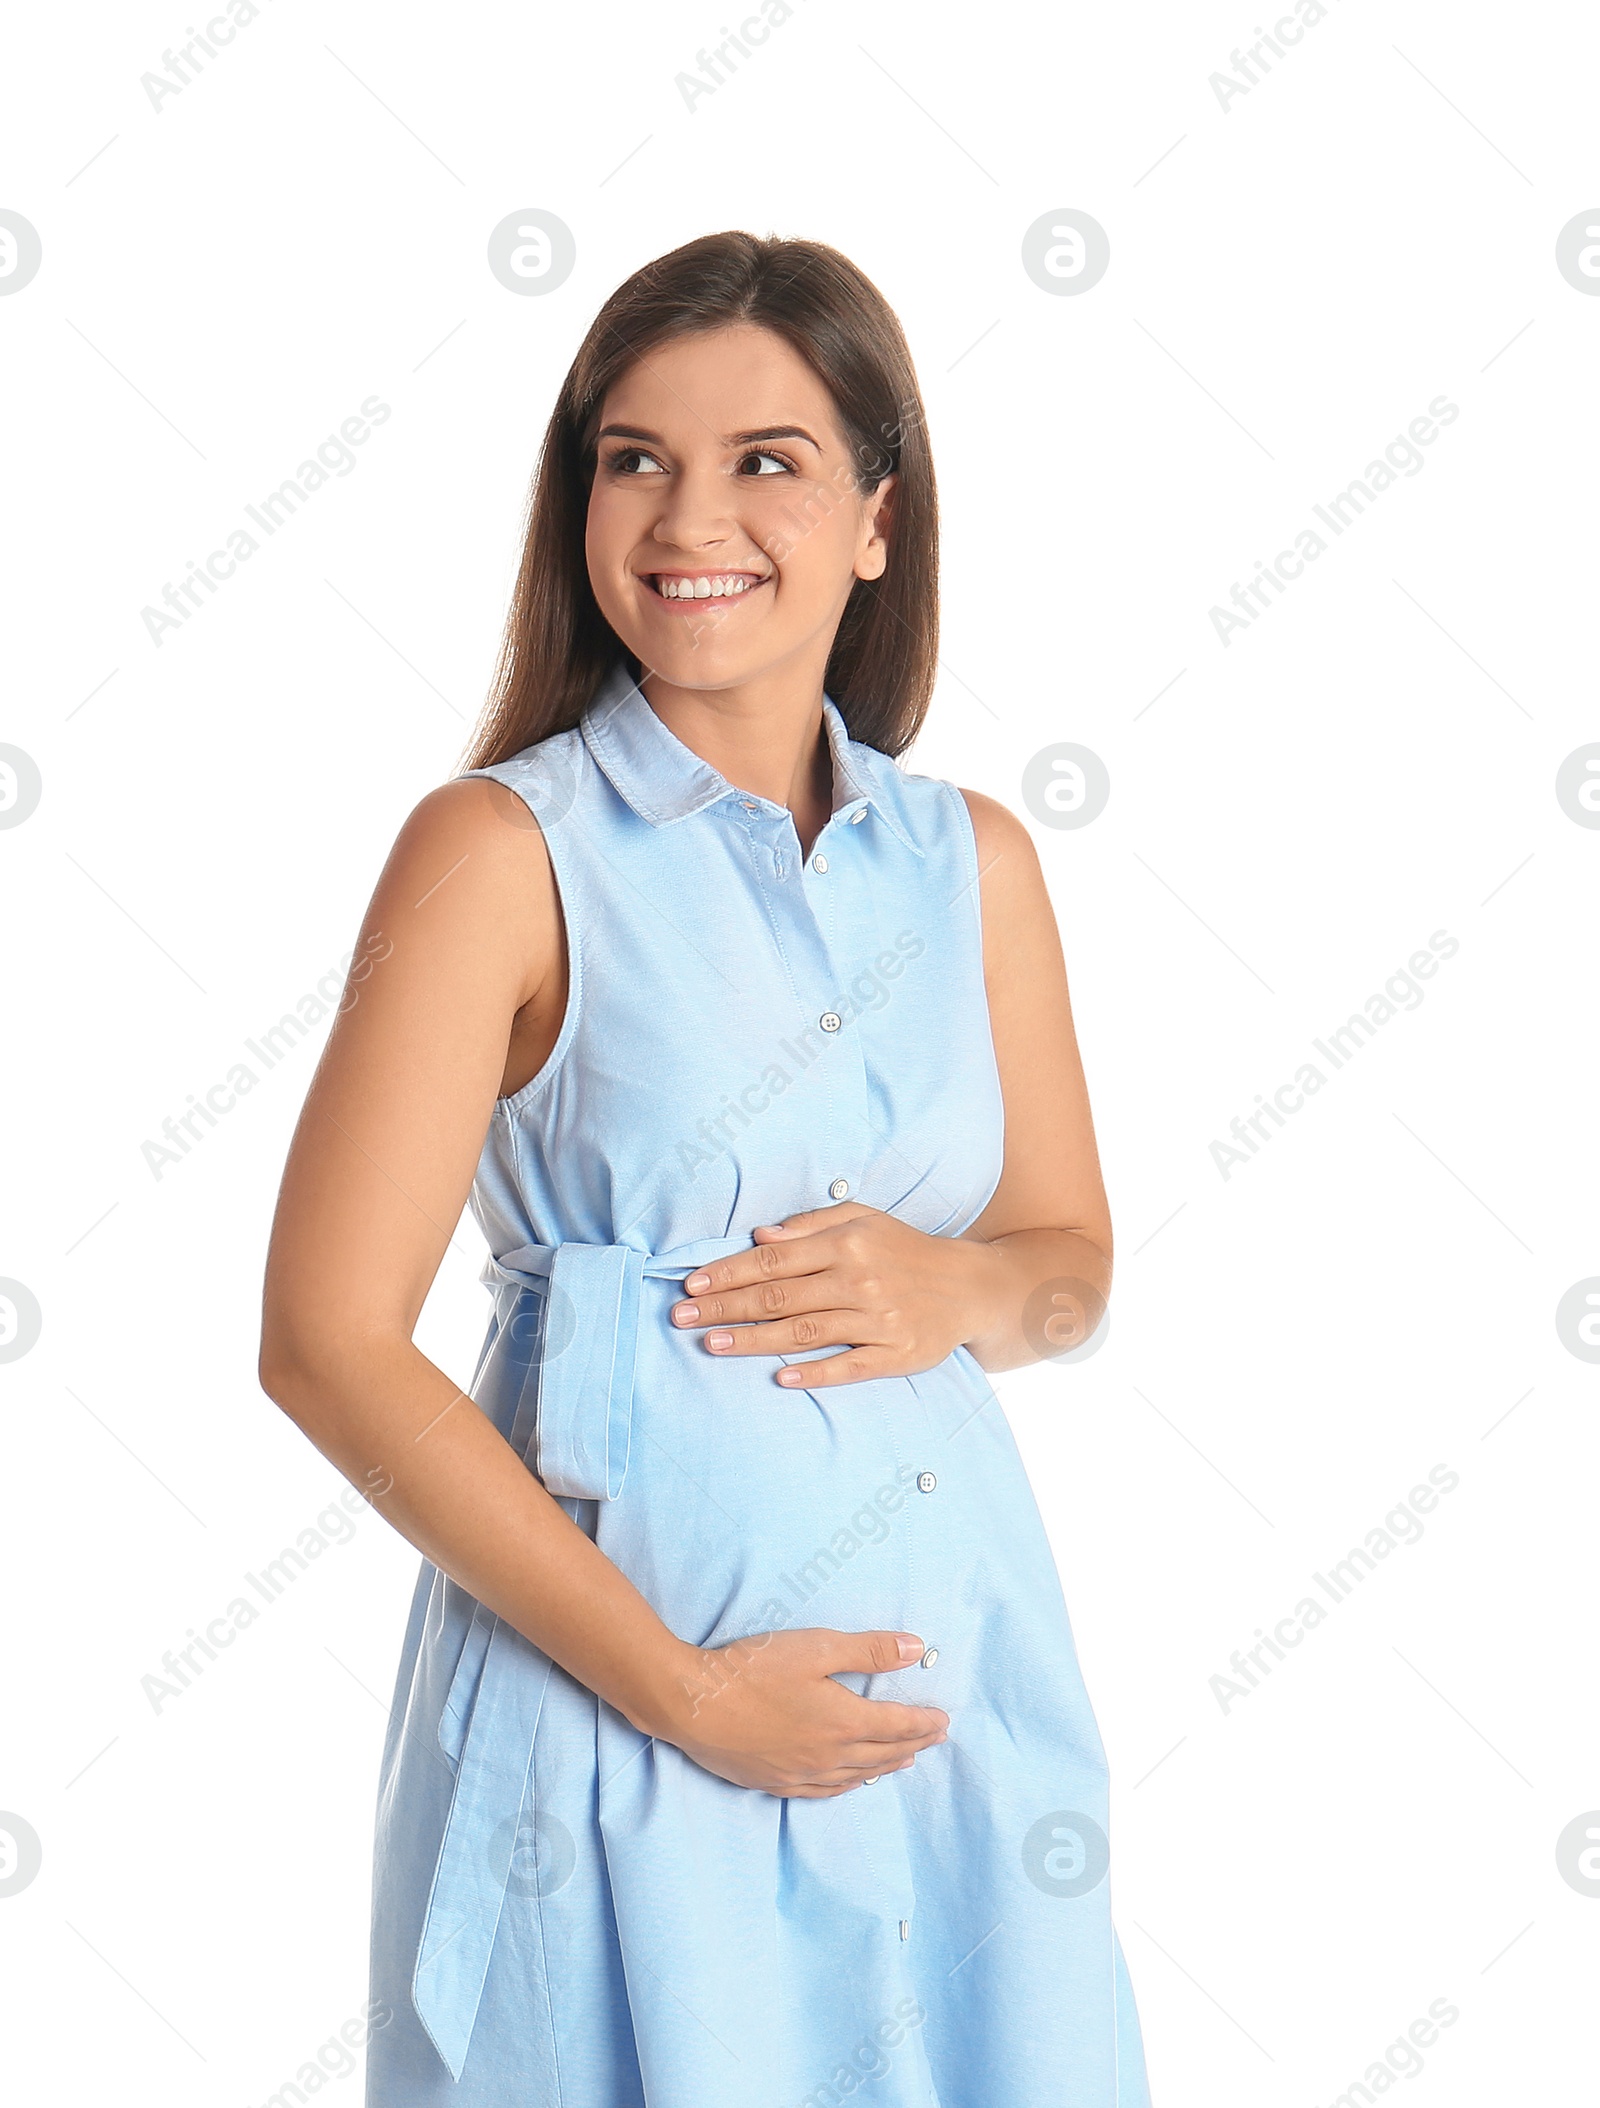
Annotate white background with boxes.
[2,1,1597,2101]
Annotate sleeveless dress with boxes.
[366,660,1151,2106]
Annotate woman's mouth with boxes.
[640,569,771,609]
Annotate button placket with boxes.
[750,789,870,1238]
[807,804,875,1226]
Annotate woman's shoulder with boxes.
[387,763,561,921]
[953,784,1037,865]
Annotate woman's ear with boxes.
[855,472,898,582]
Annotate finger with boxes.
[840,1749,928,1783]
[836,1704,950,1746]
[827,1687,952,1741]
[700,1313,874,1359]
[781,1749,924,1794]
[674,1234,818,1305]
[771,1751,919,1795]
[813,1629,934,1678]
[775,1346,903,1389]
[834,1730,944,1767]
[669,1271,846,1332]
[807,1756,918,1790]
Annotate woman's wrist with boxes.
[951,1226,1112,1371]
[608,1630,707,1743]
[944,1230,1015,1360]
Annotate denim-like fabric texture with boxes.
[367,661,1151,2105]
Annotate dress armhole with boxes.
[458,763,584,1112]
[945,781,988,951]
[944,780,1007,1225]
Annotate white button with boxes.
[828,1178,849,1200]
[916,1470,936,1493]
[920,1647,939,1668]
[819,1012,842,1033]
[898,1919,910,1940]
[850,809,866,823]
[813,853,829,873]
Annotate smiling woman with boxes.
[259,229,1149,2107]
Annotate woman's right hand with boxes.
[653,1627,949,1797]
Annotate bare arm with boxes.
[259,779,694,1730]
[955,786,1113,1369]
[258,780,946,1794]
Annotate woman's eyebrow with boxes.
[726,425,822,452]
[595,422,823,453]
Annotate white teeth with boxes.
[653,574,759,600]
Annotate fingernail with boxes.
[684,1272,709,1293]
[777,1368,804,1385]
[673,1302,699,1323]
[707,1330,733,1351]
[895,1635,923,1662]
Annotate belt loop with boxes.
[535,1244,644,1500]
[496,1280,546,1465]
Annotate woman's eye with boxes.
[605,446,793,477]
[737,450,794,477]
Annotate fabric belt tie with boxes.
[411,1232,754,2080]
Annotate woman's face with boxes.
[584,321,896,693]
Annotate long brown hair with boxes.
[461,230,939,770]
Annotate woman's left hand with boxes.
[668,1202,1002,1388]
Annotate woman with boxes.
[261,230,1151,2107]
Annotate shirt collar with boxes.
[580,660,923,855]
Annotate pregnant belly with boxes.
[594,1340,1042,1655]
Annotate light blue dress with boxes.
[367,661,1151,2105]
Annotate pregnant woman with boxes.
[260,230,1150,2107]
